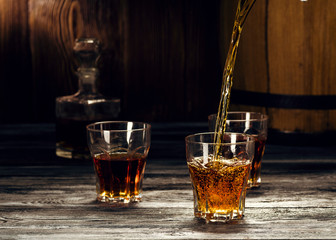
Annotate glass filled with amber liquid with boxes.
[209,112,268,188]
[185,132,254,223]
[87,121,151,204]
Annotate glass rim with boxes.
[86,121,151,133]
[185,132,255,146]
[208,111,268,122]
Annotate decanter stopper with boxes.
[73,38,100,69]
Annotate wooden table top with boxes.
[0,123,335,239]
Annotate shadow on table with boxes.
[187,218,249,234]
[246,184,271,198]
[87,200,144,211]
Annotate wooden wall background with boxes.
[1,0,336,135]
[0,0,238,124]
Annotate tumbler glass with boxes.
[208,112,268,188]
[87,121,151,204]
[185,132,254,223]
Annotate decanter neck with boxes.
[73,38,101,94]
[77,68,98,94]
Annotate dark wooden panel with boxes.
[75,0,124,101]
[0,0,33,123]
[0,0,230,123]
[28,0,124,122]
[28,0,77,122]
[123,0,223,121]
[0,0,125,123]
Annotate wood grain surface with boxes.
[1,159,336,239]
[1,0,336,137]
[0,123,335,239]
[0,0,225,123]
[232,0,336,133]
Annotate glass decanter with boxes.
[56,38,120,160]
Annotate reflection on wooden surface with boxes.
[0,123,336,239]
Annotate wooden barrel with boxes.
[227,0,336,135]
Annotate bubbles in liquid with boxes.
[191,156,248,172]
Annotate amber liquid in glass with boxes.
[248,136,266,188]
[188,157,250,219]
[93,153,147,203]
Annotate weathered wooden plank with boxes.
[1,160,336,239]
[1,124,336,239]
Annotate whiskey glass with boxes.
[208,112,268,188]
[185,132,254,223]
[87,121,151,204]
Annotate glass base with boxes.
[247,177,261,189]
[97,194,142,204]
[195,210,244,223]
